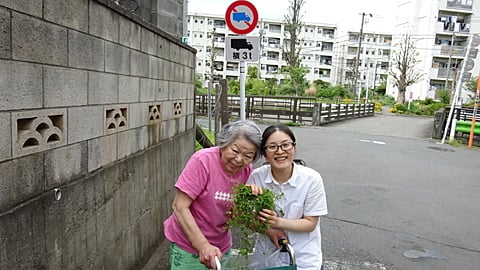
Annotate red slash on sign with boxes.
[225,0,258,35]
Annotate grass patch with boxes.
[195,126,215,150]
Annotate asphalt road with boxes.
[145,112,480,270]
[285,113,480,270]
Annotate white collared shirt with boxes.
[247,163,328,270]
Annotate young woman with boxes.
[163,120,263,269]
[247,124,328,270]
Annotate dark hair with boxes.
[260,124,296,156]
[216,120,263,161]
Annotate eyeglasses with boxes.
[264,142,296,153]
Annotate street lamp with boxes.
[353,12,372,99]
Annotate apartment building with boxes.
[334,30,393,94]
[186,13,337,87]
[387,0,480,101]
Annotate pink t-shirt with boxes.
[163,146,253,254]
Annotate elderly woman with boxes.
[163,120,263,269]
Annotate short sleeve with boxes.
[175,151,209,200]
[304,173,328,217]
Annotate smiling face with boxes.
[220,137,257,176]
[263,130,296,171]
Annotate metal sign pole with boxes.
[224,0,259,122]
[239,60,246,120]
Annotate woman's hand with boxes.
[245,183,263,195]
[258,209,281,228]
[265,228,287,248]
[198,242,222,269]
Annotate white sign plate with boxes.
[225,36,259,62]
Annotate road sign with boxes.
[226,36,259,62]
[225,0,258,35]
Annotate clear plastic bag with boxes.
[222,247,287,270]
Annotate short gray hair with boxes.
[216,120,262,161]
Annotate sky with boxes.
[187,0,398,33]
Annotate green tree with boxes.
[247,79,269,95]
[281,66,309,96]
[228,79,240,95]
[194,73,203,90]
[437,88,451,104]
[464,77,478,104]
[265,78,279,95]
[317,85,349,99]
[312,79,331,91]
[247,66,259,79]
[375,80,387,96]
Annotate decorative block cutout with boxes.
[148,103,161,124]
[12,109,67,158]
[173,102,183,117]
[105,106,128,134]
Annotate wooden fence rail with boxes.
[195,94,374,125]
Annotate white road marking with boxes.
[359,139,386,145]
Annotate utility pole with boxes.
[373,61,379,91]
[207,27,217,131]
[258,24,264,79]
[353,12,372,98]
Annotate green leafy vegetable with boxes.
[227,184,282,256]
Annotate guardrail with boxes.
[455,120,480,134]
[432,106,480,143]
[195,94,374,125]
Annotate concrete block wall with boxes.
[133,0,185,38]
[0,0,196,269]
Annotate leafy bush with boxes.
[437,89,451,104]
[423,98,435,105]
[375,95,396,106]
[390,103,408,113]
[388,100,446,116]
[413,102,446,116]
[285,121,300,127]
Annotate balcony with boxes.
[431,67,456,79]
[445,0,473,10]
[439,45,465,56]
[436,21,470,34]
